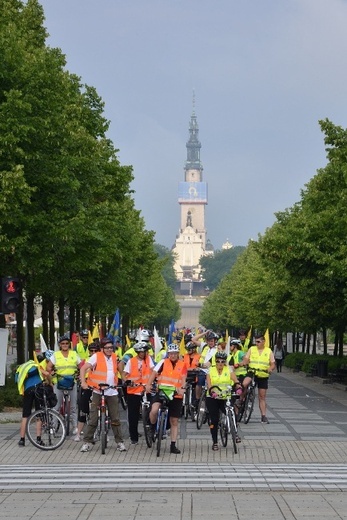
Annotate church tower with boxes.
[173,96,209,284]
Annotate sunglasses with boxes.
[103,346,113,350]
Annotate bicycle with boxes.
[56,375,76,436]
[26,384,66,450]
[150,389,171,457]
[88,383,119,454]
[196,385,209,429]
[237,370,257,424]
[182,370,199,421]
[209,385,239,454]
[117,382,128,410]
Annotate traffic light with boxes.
[0,276,22,314]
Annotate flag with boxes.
[40,334,47,353]
[264,328,270,348]
[54,331,59,351]
[168,319,175,344]
[88,330,93,345]
[153,326,162,357]
[225,329,229,344]
[92,323,100,340]
[125,334,131,348]
[179,334,186,357]
[225,335,230,357]
[108,309,120,339]
[71,332,79,347]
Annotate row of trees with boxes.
[200,119,347,357]
[0,0,180,362]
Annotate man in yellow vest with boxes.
[240,333,275,424]
[79,337,126,453]
[46,334,81,435]
[75,329,90,361]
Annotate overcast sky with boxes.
[38,0,347,250]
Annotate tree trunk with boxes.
[26,293,35,358]
[58,296,65,335]
[322,327,327,355]
[42,297,49,345]
[48,297,55,349]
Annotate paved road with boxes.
[1,368,347,519]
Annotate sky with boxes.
[37,0,347,250]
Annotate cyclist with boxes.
[191,330,219,405]
[15,356,51,447]
[206,351,242,450]
[122,341,154,444]
[79,337,126,452]
[240,333,275,424]
[74,342,100,441]
[75,329,90,361]
[118,329,153,373]
[145,343,187,454]
[46,334,81,435]
[183,341,200,408]
[239,329,251,353]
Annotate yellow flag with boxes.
[92,323,99,340]
[264,328,270,348]
[88,331,93,345]
[125,334,131,348]
[33,350,40,365]
[179,334,186,357]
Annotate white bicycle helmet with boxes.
[167,343,180,353]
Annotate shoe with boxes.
[212,443,219,451]
[131,440,138,445]
[36,438,45,446]
[117,442,127,452]
[72,427,78,435]
[261,415,270,424]
[73,434,81,442]
[80,442,92,452]
[170,446,181,454]
[235,435,242,443]
[18,439,25,447]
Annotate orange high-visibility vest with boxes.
[157,359,186,399]
[126,356,152,395]
[183,352,200,370]
[87,352,118,390]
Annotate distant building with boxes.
[222,239,233,250]
[172,97,214,295]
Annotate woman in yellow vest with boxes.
[206,351,242,450]
[241,333,276,424]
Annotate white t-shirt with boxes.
[88,353,118,396]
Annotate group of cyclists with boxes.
[16,326,276,452]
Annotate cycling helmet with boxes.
[184,333,193,344]
[215,351,227,360]
[230,339,241,347]
[88,341,100,352]
[134,341,149,353]
[136,329,151,341]
[80,329,89,337]
[45,349,54,360]
[58,334,70,343]
[167,343,180,353]
[205,331,218,341]
[176,333,183,341]
[186,341,197,351]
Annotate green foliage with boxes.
[200,246,245,291]
[0,372,22,412]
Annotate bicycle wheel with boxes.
[196,394,206,430]
[26,409,66,450]
[100,409,107,454]
[156,411,166,457]
[228,409,238,454]
[62,394,71,436]
[219,412,228,447]
[183,390,189,420]
[189,388,196,422]
[142,405,153,448]
[243,388,255,424]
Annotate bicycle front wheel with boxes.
[196,394,206,430]
[228,409,238,454]
[26,409,66,450]
[243,388,255,424]
[142,405,153,448]
[219,412,228,447]
[156,411,166,457]
[100,409,107,454]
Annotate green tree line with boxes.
[0,0,180,362]
[200,119,347,357]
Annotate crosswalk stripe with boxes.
[1,464,347,491]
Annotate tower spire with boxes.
[185,91,202,175]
